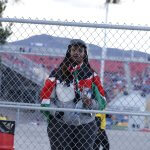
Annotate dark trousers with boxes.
[93,129,109,150]
[47,116,98,150]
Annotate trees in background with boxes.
[0,0,12,45]
[0,0,12,66]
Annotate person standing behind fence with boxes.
[93,113,110,150]
[40,39,106,150]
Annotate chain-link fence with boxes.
[0,18,150,150]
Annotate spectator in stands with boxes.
[40,39,106,150]
[93,113,110,150]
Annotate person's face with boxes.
[70,45,85,65]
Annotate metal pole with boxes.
[100,3,109,85]
[124,61,132,92]
[16,108,20,125]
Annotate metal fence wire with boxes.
[0,18,150,150]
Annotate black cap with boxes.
[68,39,87,48]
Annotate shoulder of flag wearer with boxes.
[92,72,105,97]
[40,69,57,100]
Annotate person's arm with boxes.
[92,72,107,110]
[93,72,105,97]
[80,72,105,109]
[40,70,57,118]
[40,69,57,101]
[81,88,98,110]
[40,77,56,102]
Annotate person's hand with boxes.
[82,97,92,107]
[81,87,93,108]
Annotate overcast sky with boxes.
[2,0,150,54]
[4,0,150,25]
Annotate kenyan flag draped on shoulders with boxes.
[92,72,107,110]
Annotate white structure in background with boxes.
[144,96,150,128]
[108,91,147,130]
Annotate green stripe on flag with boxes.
[92,83,107,110]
